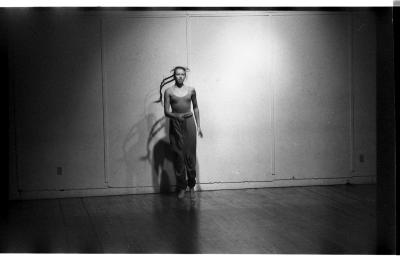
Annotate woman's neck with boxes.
[174,83,184,88]
[172,83,188,97]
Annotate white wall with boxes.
[8,10,377,199]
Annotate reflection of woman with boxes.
[162,66,203,200]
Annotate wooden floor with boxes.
[0,184,376,254]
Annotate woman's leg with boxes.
[170,119,187,192]
[184,116,197,189]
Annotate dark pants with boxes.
[169,114,197,190]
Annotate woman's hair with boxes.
[171,66,189,75]
[154,66,190,103]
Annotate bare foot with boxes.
[189,188,196,201]
[177,189,185,199]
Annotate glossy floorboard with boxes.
[0,184,376,253]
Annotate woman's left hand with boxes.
[198,127,203,138]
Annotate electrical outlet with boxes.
[359,154,365,163]
[57,167,63,175]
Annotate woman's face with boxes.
[174,68,186,84]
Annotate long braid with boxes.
[154,75,174,103]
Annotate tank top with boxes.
[170,86,192,113]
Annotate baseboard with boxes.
[12,175,376,200]
[197,175,376,191]
[348,175,376,184]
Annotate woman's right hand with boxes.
[176,113,185,121]
[176,112,192,121]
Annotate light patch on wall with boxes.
[190,15,272,183]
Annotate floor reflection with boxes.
[151,193,200,253]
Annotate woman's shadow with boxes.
[142,115,176,193]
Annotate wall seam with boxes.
[270,14,276,177]
[186,14,190,68]
[349,12,355,175]
[100,17,109,187]
[9,30,21,196]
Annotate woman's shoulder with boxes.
[187,86,197,94]
[165,87,173,94]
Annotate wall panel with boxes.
[189,15,273,183]
[271,14,351,179]
[11,15,105,190]
[352,11,376,176]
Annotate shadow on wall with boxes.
[120,113,173,193]
[121,90,201,194]
[145,116,176,193]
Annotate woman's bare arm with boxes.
[191,88,203,137]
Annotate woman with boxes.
[163,66,203,200]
